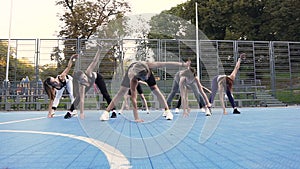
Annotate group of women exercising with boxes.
[44,44,245,122]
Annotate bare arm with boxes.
[79,85,86,119]
[146,60,191,69]
[138,80,148,86]
[218,80,227,115]
[195,77,211,107]
[60,54,79,79]
[130,78,143,122]
[179,77,189,117]
[229,56,242,80]
[86,48,102,75]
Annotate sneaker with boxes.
[70,110,78,117]
[233,109,240,114]
[174,108,179,114]
[205,108,211,116]
[100,111,110,121]
[162,110,167,117]
[110,110,117,118]
[64,112,72,119]
[146,109,150,114]
[165,110,173,120]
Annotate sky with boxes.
[0,0,187,39]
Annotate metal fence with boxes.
[0,38,299,110]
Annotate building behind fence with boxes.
[0,39,299,111]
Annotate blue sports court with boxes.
[0,106,299,169]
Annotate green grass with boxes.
[276,90,300,104]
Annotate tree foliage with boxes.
[149,0,300,41]
[0,41,35,82]
[52,0,130,79]
[56,0,131,39]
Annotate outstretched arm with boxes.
[60,54,79,79]
[147,60,191,69]
[86,47,102,75]
[195,77,211,107]
[138,80,148,86]
[229,53,245,80]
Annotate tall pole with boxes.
[5,0,13,86]
[195,2,200,79]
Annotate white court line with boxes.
[0,114,63,125]
[0,130,131,169]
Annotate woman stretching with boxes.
[209,53,246,114]
[100,60,191,122]
[71,45,116,119]
[43,54,78,118]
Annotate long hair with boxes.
[43,77,55,100]
[225,77,234,92]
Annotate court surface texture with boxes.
[0,106,299,169]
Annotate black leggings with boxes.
[95,73,113,107]
[70,72,114,111]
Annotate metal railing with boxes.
[0,38,299,110]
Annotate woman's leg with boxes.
[209,76,218,104]
[52,89,64,109]
[95,73,113,106]
[166,80,180,107]
[100,86,128,121]
[188,83,205,109]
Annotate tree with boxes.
[54,0,131,79]
[56,0,130,39]
[0,41,35,82]
[149,0,300,41]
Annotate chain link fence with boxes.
[0,39,299,110]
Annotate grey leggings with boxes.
[166,80,206,109]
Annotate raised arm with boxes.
[86,47,102,75]
[228,53,245,80]
[60,54,79,79]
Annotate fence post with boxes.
[269,41,276,97]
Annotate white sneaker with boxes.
[205,108,211,116]
[174,108,179,114]
[165,110,173,120]
[70,110,77,117]
[146,109,150,114]
[162,110,167,117]
[100,111,110,121]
